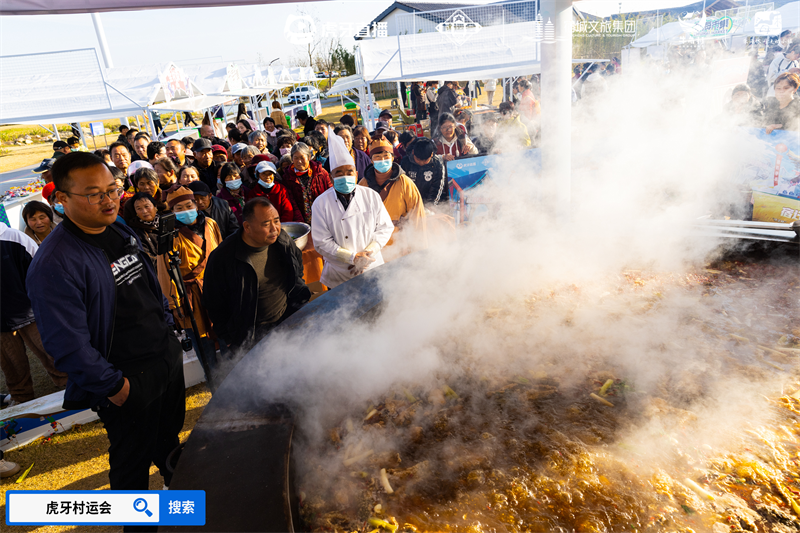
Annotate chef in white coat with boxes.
[311,128,394,289]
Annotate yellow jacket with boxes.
[359,167,427,258]
[156,216,222,337]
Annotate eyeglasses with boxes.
[64,187,123,205]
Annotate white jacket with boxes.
[483,78,497,91]
[311,186,394,288]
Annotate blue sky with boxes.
[0,0,696,69]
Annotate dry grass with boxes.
[0,383,212,533]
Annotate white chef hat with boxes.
[326,126,354,172]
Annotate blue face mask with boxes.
[373,159,392,174]
[259,179,275,190]
[333,176,357,194]
[226,178,242,190]
[175,209,198,225]
[53,203,64,215]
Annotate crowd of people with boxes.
[2,31,799,493]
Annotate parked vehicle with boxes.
[287,85,321,104]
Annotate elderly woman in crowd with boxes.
[153,156,179,190]
[434,112,478,161]
[352,125,370,154]
[282,142,332,224]
[246,160,300,222]
[177,165,200,186]
[22,201,57,245]
[157,186,224,377]
[324,125,372,180]
[215,162,250,224]
[126,192,161,267]
[123,167,167,221]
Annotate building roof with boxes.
[355,0,539,40]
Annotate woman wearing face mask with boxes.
[359,134,427,258]
[765,71,800,134]
[126,192,160,267]
[273,135,295,159]
[246,161,301,222]
[281,142,332,224]
[22,201,57,245]
[216,163,250,224]
[157,186,224,375]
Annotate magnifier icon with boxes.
[133,498,153,517]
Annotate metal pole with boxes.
[52,124,60,141]
[540,0,573,220]
[91,12,129,128]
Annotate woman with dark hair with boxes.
[352,125,370,154]
[274,135,296,158]
[216,162,250,224]
[123,168,167,222]
[22,201,56,244]
[323,125,372,179]
[765,71,800,133]
[126,192,160,267]
[107,165,133,209]
[434,113,478,161]
[236,119,253,139]
[237,102,252,121]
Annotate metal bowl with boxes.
[282,222,311,250]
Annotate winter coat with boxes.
[246,181,301,222]
[216,185,250,225]
[359,163,427,252]
[192,160,222,192]
[202,229,310,350]
[26,218,175,409]
[1,223,38,332]
[156,215,222,337]
[400,153,449,206]
[204,196,240,239]
[282,160,333,224]
[438,86,459,117]
[125,216,160,268]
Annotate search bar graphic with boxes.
[7,490,205,526]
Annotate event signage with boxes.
[89,122,105,137]
[736,128,800,224]
[159,63,194,103]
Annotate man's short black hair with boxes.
[243,197,276,223]
[296,110,309,120]
[413,138,436,160]
[315,119,328,127]
[398,131,414,146]
[126,128,139,137]
[165,138,185,147]
[780,29,792,38]
[339,114,355,127]
[147,141,165,160]
[134,132,151,142]
[109,141,129,154]
[67,136,81,146]
[51,152,108,192]
[304,131,325,152]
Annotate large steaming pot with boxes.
[163,253,397,532]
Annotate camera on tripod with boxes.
[154,213,213,387]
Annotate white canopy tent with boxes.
[779,1,800,31]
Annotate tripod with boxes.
[156,213,216,392]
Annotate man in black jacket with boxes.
[437,81,459,121]
[191,138,221,191]
[203,197,310,353]
[295,110,318,138]
[400,138,449,207]
[187,181,239,239]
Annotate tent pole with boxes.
[540,0,573,219]
[52,124,60,141]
